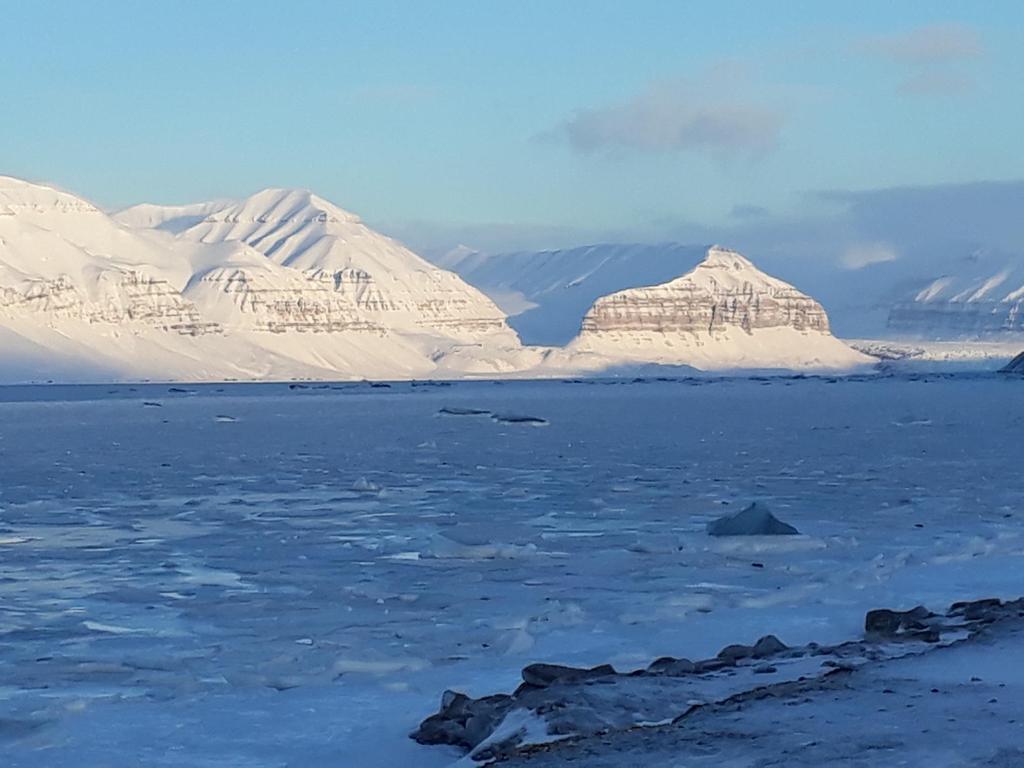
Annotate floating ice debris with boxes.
[492,414,550,427]
[214,415,237,423]
[438,407,492,417]
[892,415,932,427]
[706,502,800,536]
[351,477,382,493]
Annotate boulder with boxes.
[521,663,615,688]
[410,690,514,749]
[646,656,696,676]
[864,606,937,639]
[717,644,754,661]
[999,351,1024,374]
[707,503,800,536]
[752,634,788,658]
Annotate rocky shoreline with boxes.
[413,597,1023,764]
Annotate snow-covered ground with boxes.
[849,338,1024,369]
[2,374,1024,767]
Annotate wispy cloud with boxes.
[898,70,974,96]
[542,69,785,158]
[855,23,982,97]
[857,22,982,64]
[729,204,770,220]
[350,84,439,107]
[840,242,899,270]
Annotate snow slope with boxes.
[114,199,235,235]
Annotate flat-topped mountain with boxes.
[553,246,870,371]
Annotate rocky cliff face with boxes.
[184,264,381,334]
[0,269,218,334]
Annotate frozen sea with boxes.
[2,373,1024,766]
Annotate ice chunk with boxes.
[438,407,492,417]
[351,477,381,493]
[491,414,549,427]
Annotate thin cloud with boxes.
[856,23,982,97]
[857,22,982,64]
[350,84,439,107]
[543,75,785,158]
[841,242,899,270]
[897,70,974,96]
[730,204,770,220]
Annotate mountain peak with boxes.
[0,175,100,215]
[205,188,362,228]
[703,245,755,270]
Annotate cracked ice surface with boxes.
[1,375,1024,766]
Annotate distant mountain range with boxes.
[437,242,1024,344]
[885,250,1024,337]
[0,176,870,382]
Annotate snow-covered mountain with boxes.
[885,251,1024,337]
[545,246,871,371]
[0,177,532,382]
[0,177,210,332]
[0,176,872,381]
[434,242,710,346]
[172,189,513,339]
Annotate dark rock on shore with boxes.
[865,605,939,641]
[707,503,800,536]
[521,663,616,688]
[413,598,1019,759]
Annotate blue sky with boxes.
[2,1,1022,251]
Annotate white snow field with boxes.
[2,373,1024,766]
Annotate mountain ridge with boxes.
[0,175,871,381]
